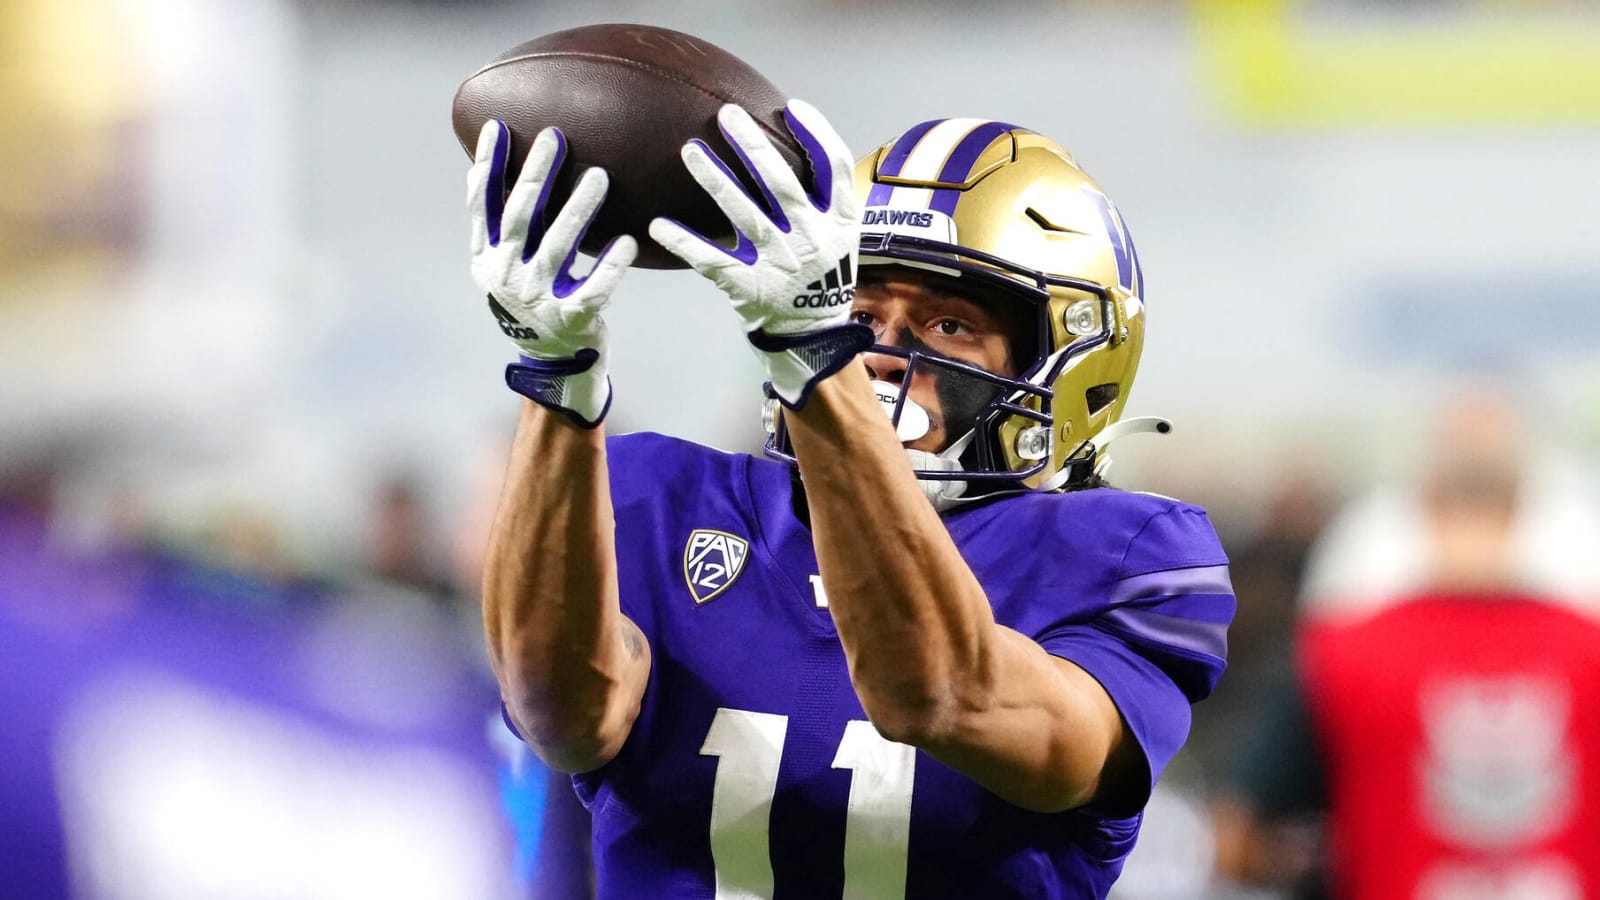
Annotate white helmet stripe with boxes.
[895,118,990,182]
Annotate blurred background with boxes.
[4,0,1600,897]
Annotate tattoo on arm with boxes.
[621,620,646,660]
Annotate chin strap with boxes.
[872,383,975,513]
[1037,416,1174,493]
[904,429,976,513]
[773,379,1175,509]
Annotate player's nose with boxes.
[862,327,911,385]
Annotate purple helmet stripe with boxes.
[928,188,960,217]
[864,119,942,208]
[877,119,941,178]
[933,121,1018,185]
[865,181,895,208]
[924,121,1017,218]
[1128,220,1145,299]
[1085,186,1134,291]
[864,178,902,206]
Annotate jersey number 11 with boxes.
[700,706,917,899]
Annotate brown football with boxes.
[451,24,802,269]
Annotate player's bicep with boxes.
[923,626,1130,813]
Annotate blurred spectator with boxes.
[0,453,519,899]
[1113,462,1334,898]
[1212,386,1600,899]
[366,472,458,607]
[1186,460,1336,780]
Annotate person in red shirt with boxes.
[1215,389,1600,899]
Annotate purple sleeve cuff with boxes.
[1038,624,1193,815]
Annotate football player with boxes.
[469,101,1233,898]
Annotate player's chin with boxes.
[901,426,949,455]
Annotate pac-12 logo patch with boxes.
[684,529,749,604]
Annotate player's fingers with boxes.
[467,120,512,249]
[575,234,638,304]
[504,127,568,263]
[782,99,857,216]
[682,140,778,246]
[467,123,497,255]
[716,104,809,215]
[648,216,749,276]
[535,165,608,282]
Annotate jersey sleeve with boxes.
[1038,502,1234,806]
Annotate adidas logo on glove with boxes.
[792,256,856,309]
[488,295,539,341]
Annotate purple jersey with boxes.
[572,433,1231,899]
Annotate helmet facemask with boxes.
[763,250,1118,507]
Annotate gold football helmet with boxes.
[764,119,1159,498]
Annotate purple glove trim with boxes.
[710,124,792,234]
[485,120,511,247]
[729,229,759,265]
[504,350,610,429]
[551,242,586,299]
[520,127,568,263]
[656,215,760,265]
[782,106,834,213]
[747,322,874,411]
[689,137,790,234]
[551,174,606,299]
[513,351,598,376]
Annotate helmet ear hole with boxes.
[1085,383,1119,415]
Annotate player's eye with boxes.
[853,310,880,331]
[932,318,972,337]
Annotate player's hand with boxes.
[649,101,871,410]
[469,120,638,428]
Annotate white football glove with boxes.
[648,100,870,410]
[468,119,638,427]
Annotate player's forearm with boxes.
[785,366,999,742]
[787,370,1125,811]
[483,400,648,772]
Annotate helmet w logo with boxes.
[1080,188,1143,298]
[683,529,750,604]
